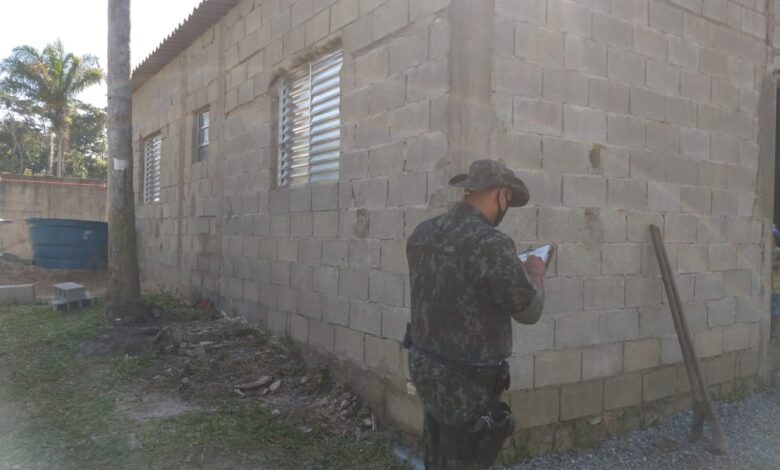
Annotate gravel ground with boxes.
[510,386,780,470]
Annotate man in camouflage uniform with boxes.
[405,160,546,469]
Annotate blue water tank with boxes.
[27,218,108,270]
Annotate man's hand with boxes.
[523,255,546,289]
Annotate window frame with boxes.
[143,133,162,204]
[277,49,343,188]
[194,108,210,162]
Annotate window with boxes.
[195,108,209,162]
[278,50,343,188]
[144,134,162,203]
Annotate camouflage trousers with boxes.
[422,397,508,470]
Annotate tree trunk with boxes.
[107,0,141,308]
[56,124,65,177]
[48,130,55,175]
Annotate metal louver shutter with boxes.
[278,50,343,187]
[144,135,162,203]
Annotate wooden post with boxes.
[649,224,728,454]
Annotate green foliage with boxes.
[0,40,104,177]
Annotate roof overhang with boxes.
[130,0,239,91]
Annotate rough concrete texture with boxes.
[0,284,35,305]
[0,175,107,257]
[130,0,776,446]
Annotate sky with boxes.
[0,0,204,108]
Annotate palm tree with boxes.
[107,0,141,307]
[0,40,103,176]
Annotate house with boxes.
[130,0,776,455]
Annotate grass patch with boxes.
[0,299,405,469]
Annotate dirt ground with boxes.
[0,295,409,469]
[0,258,107,299]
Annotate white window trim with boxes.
[195,108,209,162]
[144,134,162,203]
[278,49,343,188]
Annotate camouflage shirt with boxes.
[406,202,544,424]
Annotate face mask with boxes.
[492,190,508,227]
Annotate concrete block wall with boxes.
[132,0,776,446]
[492,0,772,438]
[133,0,452,433]
[0,175,107,257]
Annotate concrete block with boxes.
[708,244,736,271]
[562,175,607,207]
[369,270,405,306]
[584,277,625,310]
[511,388,560,429]
[496,0,546,24]
[711,80,740,110]
[407,60,447,102]
[407,132,448,172]
[547,0,592,37]
[369,209,404,239]
[668,37,699,70]
[322,239,348,267]
[513,98,563,136]
[309,319,335,352]
[557,243,602,277]
[607,114,646,147]
[741,8,765,39]
[630,88,665,121]
[323,294,350,326]
[681,187,711,215]
[348,239,380,269]
[650,0,683,35]
[588,78,629,113]
[492,132,542,170]
[665,96,697,127]
[625,276,662,308]
[694,327,724,358]
[514,24,565,68]
[564,105,606,141]
[381,306,409,341]
[633,25,667,61]
[313,266,339,295]
[543,69,588,106]
[608,178,647,210]
[291,213,313,237]
[677,245,709,273]
[608,49,645,87]
[349,300,382,336]
[724,270,751,297]
[647,182,681,212]
[368,142,403,178]
[680,71,710,103]
[604,373,643,410]
[583,343,623,380]
[639,304,676,338]
[535,349,582,387]
[298,239,322,265]
[494,57,542,97]
[331,0,359,31]
[515,170,562,206]
[602,243,642,275]
[593,12,632,48]
[601,309,640,342]
[694,272,724,301]
[707,298,735,327]
[339,268,369,300]
[289,314,309,343]
[561,379,604,420]
[539,277,584,314]
[624,338,660,372]
[513,317,555,354]
[646,60,680,95]
[365,334,401,374]
[506,354,534,391]
[335,325,364,362]
[665,155,697,187]
[388,172,428,206]
[0,284,35,305]
[565,36,607,76]
[390,101,429,139]
[541,138,590,174]
[556,311,602,348]
[313,211,339,238]
[643,366,678,402]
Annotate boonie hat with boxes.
[449,159,530,207]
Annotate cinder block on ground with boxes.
[0,284,35,305]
